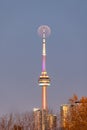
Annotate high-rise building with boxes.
[33,108,57,130]
[60,104,69,129]
[33,108,42,130]
[47,114,57,129]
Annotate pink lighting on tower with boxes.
[42,56,46,72]
[38,25,51,110]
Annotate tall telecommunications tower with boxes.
[38,25,51,110]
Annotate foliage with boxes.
[65,95,87,130]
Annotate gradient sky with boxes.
[0,0,87,115]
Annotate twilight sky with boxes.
[0,0,87,115]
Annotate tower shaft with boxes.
[42,86,47,110]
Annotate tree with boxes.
[65,95,87,130]
[0,112,34,130]
[0,113,14,130]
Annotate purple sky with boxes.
[0,0,87,114]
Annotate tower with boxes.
[38,25,51,111]
[36,25,57,130]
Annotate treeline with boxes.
[0,112,34,130]
[0,95,87,130]
[0,110,59,130]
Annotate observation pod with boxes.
[38,71,51,86]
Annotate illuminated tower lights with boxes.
[38,25,51,111]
